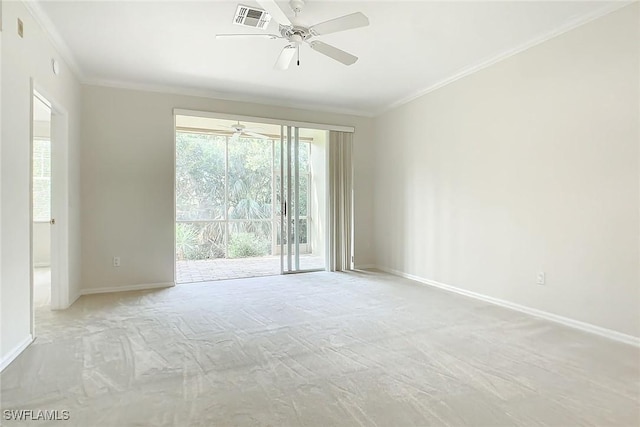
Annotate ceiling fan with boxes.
[222,121,270,139]
[216,0,369,69]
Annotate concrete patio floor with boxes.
[176,254,325,283]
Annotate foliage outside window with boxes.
[175,132,311,261]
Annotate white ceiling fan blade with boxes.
[309,12,369,36]
[256,0,292,26]
[244,131,270,139]
[308,41,358,66]
[216,34,281,40]
[274,45,296,70]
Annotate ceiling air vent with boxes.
[233,5,272,30]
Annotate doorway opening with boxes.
[32,93,52,309]
[174,115,327,283]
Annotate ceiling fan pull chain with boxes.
[220,1,368,69]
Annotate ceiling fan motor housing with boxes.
[218,0,368,69]
[280,26,312,44]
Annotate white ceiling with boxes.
[34,0,618,116]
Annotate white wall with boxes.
[80,85,374,291]
[1,1,82,366]
[372,4,640,338]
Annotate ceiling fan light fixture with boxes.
[220,0,369,69]
[227,121,270,139]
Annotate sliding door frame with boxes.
[280,125,326,275]
[173,109,355,280]
[173,109,355,133]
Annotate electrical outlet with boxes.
[113,256,121,267]
[536,271,545,285]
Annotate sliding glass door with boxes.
[175,128,278,282]
[175,115,327,282]
[279,126,326,273]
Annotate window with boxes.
[33,138,51,222]
[175,131,311,260]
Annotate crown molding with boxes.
[22,0,85,80]
[374,1,634,117]
[82,77,376,118]
[21,0,631,119]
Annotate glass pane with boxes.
[274,138,281,171]
[275,173,284,216]
[228,221,273,258]
[297,173,308,217]
[276,220,285,246]
[176,222,225,261]
[228,138,273,220]
[299,141,310,173]
[175,132,226,220]
[296,218,308,244]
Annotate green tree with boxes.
[175,132,310,260]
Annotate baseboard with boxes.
[61,289,82,310]
[376,265,640,348]
[354,264,377,270]
[0,335,34,373]
[80,282,175,296]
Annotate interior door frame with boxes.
[30,82,71,327]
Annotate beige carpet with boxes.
[1,271,638,426]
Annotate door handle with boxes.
[283,201,287,217]
[50,218,56,225]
